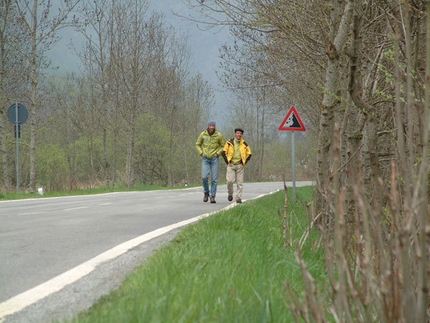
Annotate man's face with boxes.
[234,131,243,140]
[208,125,215,134]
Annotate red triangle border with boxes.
[278,106,306,132]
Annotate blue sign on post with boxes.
[8,103,28,125]
[7,103,28,194]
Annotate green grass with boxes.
[67,186,325,323]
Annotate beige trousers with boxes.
[226,164,244,199]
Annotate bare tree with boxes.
[183,0,430,321]
[13,0,80,192]
[0,0,16,193]
[76,0,210,188]
[0,1,35,193]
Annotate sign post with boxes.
[278,106,306,201]
[7,102,28,193]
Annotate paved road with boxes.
[0,181,312,323]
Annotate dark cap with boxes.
[234,128,244,133]
[208,121,216,127]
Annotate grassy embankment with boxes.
[67,186,326,323]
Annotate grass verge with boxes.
[68,186,324,323]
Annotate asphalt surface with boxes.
[0,181,312,323]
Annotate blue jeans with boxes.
[202,157,219,197]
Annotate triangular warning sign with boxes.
[278,106,306,132]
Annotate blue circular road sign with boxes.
[7,103,28,124]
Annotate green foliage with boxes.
[263,140,291,180]
[383,49,395,61]
[134,113,171,185]
[374,89,393,100]
[68,135,106,181]
[262,134,317,181]
[36,143,70,190]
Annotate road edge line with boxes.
[0,205,237,320]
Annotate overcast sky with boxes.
[47,0,231,124]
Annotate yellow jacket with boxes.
[222,138,252,166]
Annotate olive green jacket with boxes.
[195,129,226,159]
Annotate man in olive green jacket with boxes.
[195,121,225,203]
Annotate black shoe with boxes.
[228,195,233,201]
[210,196,216,203]
[236,198,242,203]
[203,193,209,202]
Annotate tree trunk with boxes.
[316,0,353,221]
[1,112,10,193]
[126,121,135,189]
[29,0,38,193]
[103,128,111,188]
[0,14,10,193]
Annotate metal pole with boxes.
[15,102,20,194]
[292,131,296,201]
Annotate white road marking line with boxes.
[63,206,88,212]
[0,205,236,320]
[0,189,283,321]
[18,212,45,216]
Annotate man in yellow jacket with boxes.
[222,128,252,203]
[195,121,225,203]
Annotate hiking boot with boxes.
[236,198,242,204]
[203,193,209,202]
[210,196,216,203]
[228,195,233,201]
